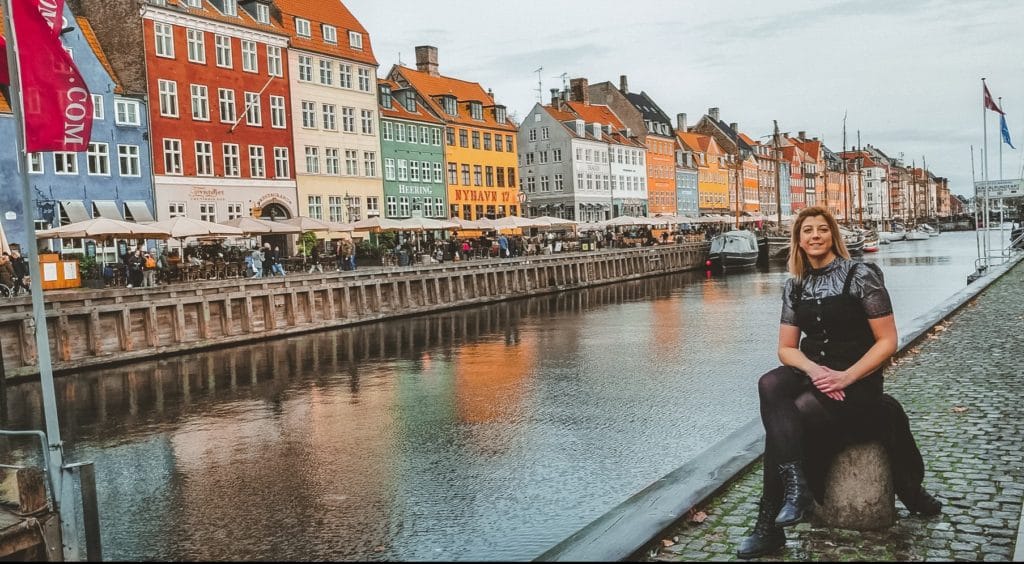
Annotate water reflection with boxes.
[0,232,982,561]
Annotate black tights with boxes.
[757,366,926,504]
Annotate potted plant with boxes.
[77,254,106,289]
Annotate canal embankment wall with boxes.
[0,243,709,380]
[535,252,1024,562]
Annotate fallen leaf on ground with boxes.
[661,539,675,547]
[952,406,968,413]
[691,511,708,523]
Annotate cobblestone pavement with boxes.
[638,260,1024,562]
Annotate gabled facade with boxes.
[378,80,446,219]
[692,108,756,214]
[740,133,778,217]
[0,5,155,256]
[677,132,728,214]
[840,149,889,226]
[588,76,675,215]
[277,0,381,223]
[673,115,698,216]
[792,134,824,209]
[781,142,805,212]
[390,46,518,220]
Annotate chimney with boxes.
[569,78,590,104]
[619,74,629,94]
[729,122,738,132]
[676,113,687,131]
[812,136,818,142]
[550,88,560,106]
[487,88,494,102]
[415,45,439,76]
[708,107,720,121]
[798,130,806,140]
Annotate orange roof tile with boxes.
[161,0,287,37]
[565,101,625,130]
[677,131,711,153]
[378,79,442,124]
[77,17,124,95]
[738,132,757,146]
[273,0,376,66]
[393,65,515,131]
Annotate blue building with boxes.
[674,149,699,216]
[0,6,154,258]
[779,161,793,217]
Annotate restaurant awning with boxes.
[123,200,155,222]
[92,200,123,220]
[59,200,90,224]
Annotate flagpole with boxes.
[981,78,989,263]
[1,0,67,514]
[998,96,1003,180]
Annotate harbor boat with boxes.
[840,227,865,255]
[905,227,931,241]
[707,230,760,271]
[862,231,880,253]
[919,223,940,237]
[765,231,791,260]
[878,226,906,242]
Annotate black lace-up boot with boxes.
[898,486,943,516]
[736,497,786,559]
[774,461,814,527]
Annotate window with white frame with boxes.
[328,197,343,222]
[92,94,104,119]
[325,148,340,175]
[321,103,337,129]
[349,31,362,49]
[154,22,174,58]
[199,203,216,223]
[384,158,395,181]
[87,143,110,175]
[357,68,371,92]
[420,126,429,144]
[433,162,442,183]
[254,3,270,24]
[117,143,140,176]
[363,152,376,177]
[301,101,316,128]
[322,24,337,44]
[266,45,282,77]
[115,99,140,125]
[432,128,442,146]
[222,143,240,177]
[168,202,186,218]
[319,59,333,85]
[249,145,265,178]
[341,107,355,132]
[305,146,319,174]
[222,0,237,16]
[396,159,407,181]
[187,28,205,63]
[396,123,406,142]
[27,153,43,174]
[218,88,236,123]
[365,197,377,218]
[295,18,311,38]
[190,84,209,120]
[227,202,243,220]
[215,35,232,68]
[386,196,397,217]
[244,92,261,126]
[409,160,419,182]
[163,139,182,174]
[195,141,214,176]
[270,95,286,128]
[344,150,357,175]
[54,152,77,174]
[381,121,393,141]
[399,196,410,217]
[553,148,562,162]
[554,173,564,191]
[308,195,323,219]
[274,147,290,178]
[241,40,258,73]
[360,109,373,134]
[338,64,352,88]
[158,79,178,117]
[297,55,312,82]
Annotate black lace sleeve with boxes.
[851,264,893,319]
[781,277,798,326]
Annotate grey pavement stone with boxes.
[638,258,1024,562]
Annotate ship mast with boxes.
[773,120,782,224]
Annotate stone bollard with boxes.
[814,441,896,530]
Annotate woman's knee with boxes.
[757,366,799,399]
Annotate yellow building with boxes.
[390,46,519,220]
[677,132,728,214]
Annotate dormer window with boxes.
[379,85,392,109]
[349,31,363,49]
[185,0,201,8]
[222,0,237,16]
[322,24,337,44]
[254,3,269,23]
[403,92,416,113]
[470,102,482,121]
[295,18,311,38]
[494,105,506,123]
[441,96,457,116]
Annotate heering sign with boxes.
[397,184,434,195]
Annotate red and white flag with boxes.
[1,0,64,84]
[3,0,91,152]
[983,83,1005,115]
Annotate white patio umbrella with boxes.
[221,216,301,235]
[601,215,659,227]
[346,216,408,232]
[35,218,172,239]
[395,217,459,231]
[147,216,244,238]
[493,215,541,230]
[281,216,341,232]
[531,215,580,227]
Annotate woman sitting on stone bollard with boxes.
[737,206,941,559]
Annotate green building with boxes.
[378,79,447,218]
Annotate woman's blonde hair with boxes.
[787,206,849,278]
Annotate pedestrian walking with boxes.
[271,246,286,276]
[250,247,264,279]
[10,250,30,295]
[308,244,323,273]
[142,250,158,287]
[737,206,941,559]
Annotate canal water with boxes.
[0,231,986,561]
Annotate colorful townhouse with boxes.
[276,0,380,223]
[73,0,297,232]
[691,108,758,214]
[588,76,675,215]
[517,84,646,222]
[378,80,446,219]
[740,134,779,218]
[823,147,846,220]
[781,140,806,212]
[0,4,155,257]
[840,149,890,226]
[676,131,728,215]
[673,114,698,217]
[792,134,825,210]
[390,47,518,220]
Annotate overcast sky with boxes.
[347,0,1024,197]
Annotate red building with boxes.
[142,0,295,223]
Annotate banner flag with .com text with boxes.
[3,0,91,152]
[0,0,64,84]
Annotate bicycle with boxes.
[0,284,11,298]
